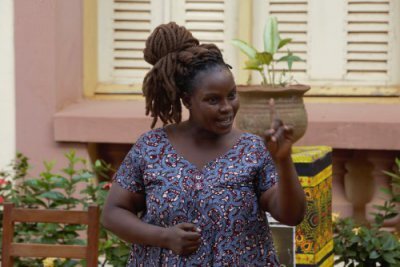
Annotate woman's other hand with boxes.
[164,223,201,255]
[264,98,294,161]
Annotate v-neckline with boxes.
[161,128,246,172]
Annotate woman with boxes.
[102,22,306,266]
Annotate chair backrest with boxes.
[1,202,100,267]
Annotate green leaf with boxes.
[379,187,392,196]
[383,170,400,179]
[113,246,130,257]
[278,51,304,70]
[278,38,292,49]
[38,223,58,232]
[263,16,280,54]
[369,250,379,259]
[255,52,273,65]
[382,253,397,264]
[232,39,258,59]
[50,176,69,188]
[39,191,66,201]
[72,171,93,183]
[381,234,398,251]
[95,159,102,168]
[23,179,41,190]
[373,204,390,211]
[43,160,55,172]
[244,58,263,71]
[62,167,76,176]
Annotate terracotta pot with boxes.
[236,84,310,143]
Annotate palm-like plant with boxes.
[232,16,303,86]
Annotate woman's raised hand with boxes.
[264,98,294,161]
[165,223,201,256]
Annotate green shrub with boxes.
[0,151,130,266]
[333,158,400,266]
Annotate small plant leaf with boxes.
[383,170,399,179]
[278,38,292,49]
[382,253,397,264]
[278,51,304,70]
[39,191,66,201]
[369,250,379,259]
[264,16,281,54]
[382,234,398,251]
[244,58,263,71]
[256,52,273,65]
[232,39,258,59]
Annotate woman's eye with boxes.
[228,92,236,100]
[208,98,218,104]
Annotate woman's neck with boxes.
[178,120,227,145]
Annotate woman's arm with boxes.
[259,99,306,226]
[101,183,201,255]
[259,156,306,226]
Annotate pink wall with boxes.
[15,0,88,174]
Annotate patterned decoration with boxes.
[293,146,334,266]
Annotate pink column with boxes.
[366,151,398,226]
[332,150,353,218]
[345,151,374,222]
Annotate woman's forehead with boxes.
[192,74,235,97]
[195,67,234,87]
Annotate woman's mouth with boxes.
[216,117,233,127]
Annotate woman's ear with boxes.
[182,93,191,109]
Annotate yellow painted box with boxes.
[292,146,334,267]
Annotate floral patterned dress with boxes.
[115,128,280,266]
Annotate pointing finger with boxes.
[264,129,275,142]
[284,125,294,136]
[269,98,276,128]
[272,127,285,142]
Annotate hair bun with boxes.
[143,22,199,66]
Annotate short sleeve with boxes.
[113,137,146,193]
[256,140,279,193]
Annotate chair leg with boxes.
[86,205,100,267]
[2,203,15,267]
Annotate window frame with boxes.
[86,0,241,97]
[251,0,400,96]
[84,0,400,98]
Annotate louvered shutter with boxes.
[184,0,226,49]
[253,0,308,82]
[98,0,237,94]
[98,0,163,93]
[268,0,308,77]
[345,0,391,82]
[172,0,238,74]
[111,0,152,83]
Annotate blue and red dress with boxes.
[115,128,280,266]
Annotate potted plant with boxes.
[232,16,310,142]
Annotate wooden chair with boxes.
[1,202,100,267]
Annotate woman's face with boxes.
[186,66,239,135]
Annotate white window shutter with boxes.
[98,0,164,91]
[172,0,238,75]
[98,0,238,93]
[253,0,308,84]
[345,0,391,83]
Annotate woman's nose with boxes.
[219,99,232,113]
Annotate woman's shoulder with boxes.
[134,127,167,146]
[233,131,269,155]
[239,131,265,145]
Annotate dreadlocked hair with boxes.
[143,22,229,128]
